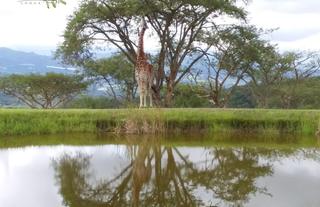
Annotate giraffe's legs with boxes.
[143,94,147,107]
[139,94,143,108]
[149,90,153,107]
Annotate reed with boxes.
[0,108,319,137]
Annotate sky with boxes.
[0,0,319,55]
[247,0,320,51]
[0,0,79,55]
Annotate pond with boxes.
[0,134,320,207]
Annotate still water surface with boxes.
[0,135,320,207]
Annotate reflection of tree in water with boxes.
[185,148,273,206]
[52,140,277,207]
[53,153,133,207]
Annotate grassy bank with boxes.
[0,108,320,137]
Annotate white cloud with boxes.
[247,0,320,51]
[0,0,320,53]
[0,0,79,49]
[251,0,320,14]
[274,32,320,51]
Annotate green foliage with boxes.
[173,84,211,107]
[268,77,320,109]
[227,77,320,109]
[239,50,320,108]
[227,86,255,108]
[0,73,88,109]
[192,25,273,108]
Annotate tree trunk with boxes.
[152,87,162,107]
[165,80,174,107]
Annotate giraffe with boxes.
[135,18,154,108]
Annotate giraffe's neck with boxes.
[137,29,146,59]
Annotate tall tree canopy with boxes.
[56,0,251,106]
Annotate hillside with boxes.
[0,47,75,75]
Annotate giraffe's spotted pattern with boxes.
[135,19,154,107]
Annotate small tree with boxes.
[272,51,320,108]
[0,73,88,108]
[246,51,320,108]
[245,48,292,108]
[190,26,273,108]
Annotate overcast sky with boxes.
[0,0,319,55]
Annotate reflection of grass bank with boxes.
[0,108,320,137]
[1,132,319,149]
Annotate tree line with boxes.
[55,0,320,108]
[1,0,319,109]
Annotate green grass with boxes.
[0,108,320,137]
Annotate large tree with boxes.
[0,73,88,108]
[56,0,250,106]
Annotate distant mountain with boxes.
[0,47,76,75]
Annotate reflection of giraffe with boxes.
[132,144,152,207]
[135,18,153,108]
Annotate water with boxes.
[0,135,320,207]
